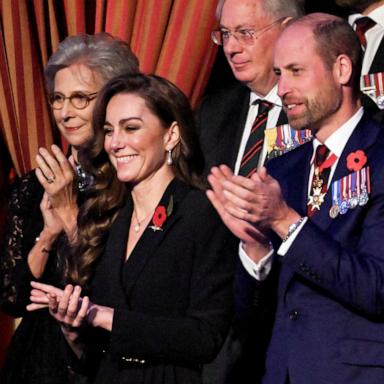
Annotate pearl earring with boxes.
[166,149,173,165]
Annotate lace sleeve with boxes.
[0,171,44,316]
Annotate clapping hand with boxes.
[35,145,79,240]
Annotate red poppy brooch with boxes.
[149,195,174,232]
[346,150,367,172]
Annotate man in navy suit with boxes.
[208,12,384,383]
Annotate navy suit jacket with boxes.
[257,113,384,383]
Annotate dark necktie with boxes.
[307,144,336,216]
[239,100,273,177]
[355,17,376,50]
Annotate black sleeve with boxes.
[0,172,44,316]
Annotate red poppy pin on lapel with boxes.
[346,150,367,172]
[149,195,174,232]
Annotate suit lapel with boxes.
[283,142,314,216]
[276,110,288,126]
[122,179,190,297]
[101,195,133,308]
[369,38,384,73]
[228,87,250,168]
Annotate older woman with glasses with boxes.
[0,33,139,384]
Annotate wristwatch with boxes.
[283,217,305,242]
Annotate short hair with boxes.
[215,0,304,21]
[291,14,362,92]
[44,32,139,94]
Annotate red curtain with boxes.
[0,0,218,176]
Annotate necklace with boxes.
[132,208,155,233]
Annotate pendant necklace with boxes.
[132,208,155,233]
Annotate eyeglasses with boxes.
[211,17,285,46]
[48,91,98,110]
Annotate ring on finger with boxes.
[46,176,55,184]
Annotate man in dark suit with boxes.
[208,13,384,383]
[199,1,305,383]
[335,0,384,120]
[197,0,305,175]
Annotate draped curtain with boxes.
[0,0,219,368]
[0,0,219,176]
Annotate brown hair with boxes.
[66,74,205,287]
[290,14,362,92]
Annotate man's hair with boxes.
[292,14,362,92]
[215,0,305,21]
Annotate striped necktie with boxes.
[239,100,273,177]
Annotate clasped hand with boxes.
[27,281,90,339]
[206,165,289,242]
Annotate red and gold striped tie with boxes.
[239,100,273,177]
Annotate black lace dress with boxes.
[0,171,86,384]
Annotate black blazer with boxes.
[84,179,237,384]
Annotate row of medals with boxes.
[329,186,369,219]
[308,169,369,218]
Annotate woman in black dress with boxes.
[28,74,237,384]
[0,33,138,384]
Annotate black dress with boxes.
[0,171,84,384]
[81,179,237,384]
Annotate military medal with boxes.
[265,124,312,160]
[329,178,340,218]
[360,72,384,110]
[359,167,370,206]
[329,166,371,218]
[347,173,359,209]
[308,150,337,213]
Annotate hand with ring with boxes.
[35,144,79,241]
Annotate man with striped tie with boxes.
[197,0,309,178]
[198,1,305,383]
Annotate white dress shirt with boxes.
[240,107,365,281]
[349,6,384,75]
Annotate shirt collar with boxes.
[311,107,364,162]
[249,84,281,107]
[349,5,384,29]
